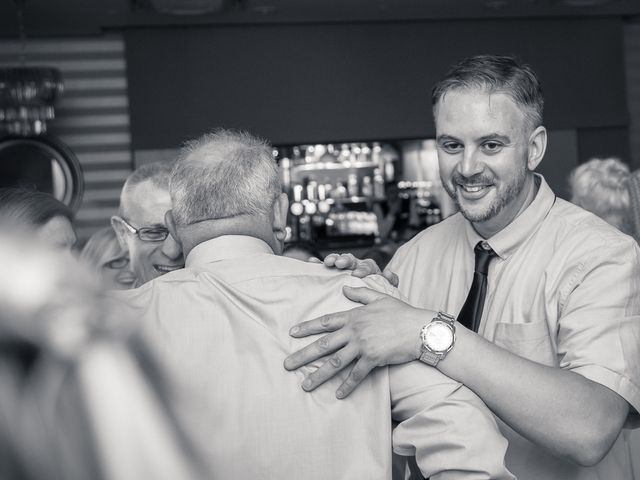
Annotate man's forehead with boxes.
[123,179,171,225]
[435,89,525,134]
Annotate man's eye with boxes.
[481,142,503,153]
[440,142,462,154]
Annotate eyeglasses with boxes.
[118,217,170,242]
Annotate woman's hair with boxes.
[569,157,631,233]
[80,227,124,268]
[0,187,73,227]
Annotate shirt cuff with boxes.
[570,364,640,417]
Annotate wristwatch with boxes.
[419,311,456,366]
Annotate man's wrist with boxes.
[418,311,456,367]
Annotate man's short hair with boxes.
[119,161,174,217]
[432,54,544,131]
[170,129,280,226]
[569,157,631,231]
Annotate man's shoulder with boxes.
[249,255,400,298]
[547,199,639,254]
[390,213,466,265]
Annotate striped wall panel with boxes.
[624,22,640,170]
[0,34,133,243]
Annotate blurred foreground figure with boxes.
[0,232,204,480]
[569,157,632,234]
[0,187,76,252]
[80,227,136,290]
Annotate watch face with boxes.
[423,321,454,353]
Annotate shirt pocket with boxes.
[493,321,556,367]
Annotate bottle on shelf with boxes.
[361,175,373,198]
[347,173,359,198]
[373,168,385,199]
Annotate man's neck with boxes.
[178,216,276,259]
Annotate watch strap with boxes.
[419,350,442,366]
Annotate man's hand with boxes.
[323,253,399,287]
[284,286,431,398]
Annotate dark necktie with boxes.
[458,241,497,332]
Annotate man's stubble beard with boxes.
[443,163,528,224]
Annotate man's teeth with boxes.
[156,265,182,272]
[462,185,486,192]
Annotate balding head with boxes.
[170,129,280,226]
[166,129,288,259]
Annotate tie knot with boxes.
[474,241,496,275]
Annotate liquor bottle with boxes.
[347,173,359,198]
[361,175,373,198]
[373,168,385,199]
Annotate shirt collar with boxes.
[464,173,556,260]
[185,235,274,267]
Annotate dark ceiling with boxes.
[1,0,640,37]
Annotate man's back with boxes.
[115,236,512,480]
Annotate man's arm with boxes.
[389,362,514,479]
[284,286,634,466]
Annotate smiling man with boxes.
[285,55,640,480]
[111,162,184,287]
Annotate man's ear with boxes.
[272,192,289,241]
[110,216,129,252]
[527,126,547,171]
[164,210,181,245]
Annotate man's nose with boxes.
[161,234,183,261]
[457,148,483,177]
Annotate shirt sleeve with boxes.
[389,362,514,479]
[557,237,640,416]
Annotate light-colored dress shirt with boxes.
[388,174,640,480]
[114,235,514,480]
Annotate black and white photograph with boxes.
[0,0,639,479]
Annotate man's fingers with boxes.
[336,359,375,399]
[343,285,390,305]
[308,256,323,264]
[382,268,399,288]
[299,344,360,392]
[289,312,348,338]
[323,253,339,267]
[351,259,379,278]
[334,253,357,269]
[284,330,347,371]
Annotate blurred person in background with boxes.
[0,187,76,253]
[111,162,184,287]
[568,157,632,234]
[80,227,136,290]
[0,230,205,480]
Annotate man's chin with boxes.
[456,197,497,223]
